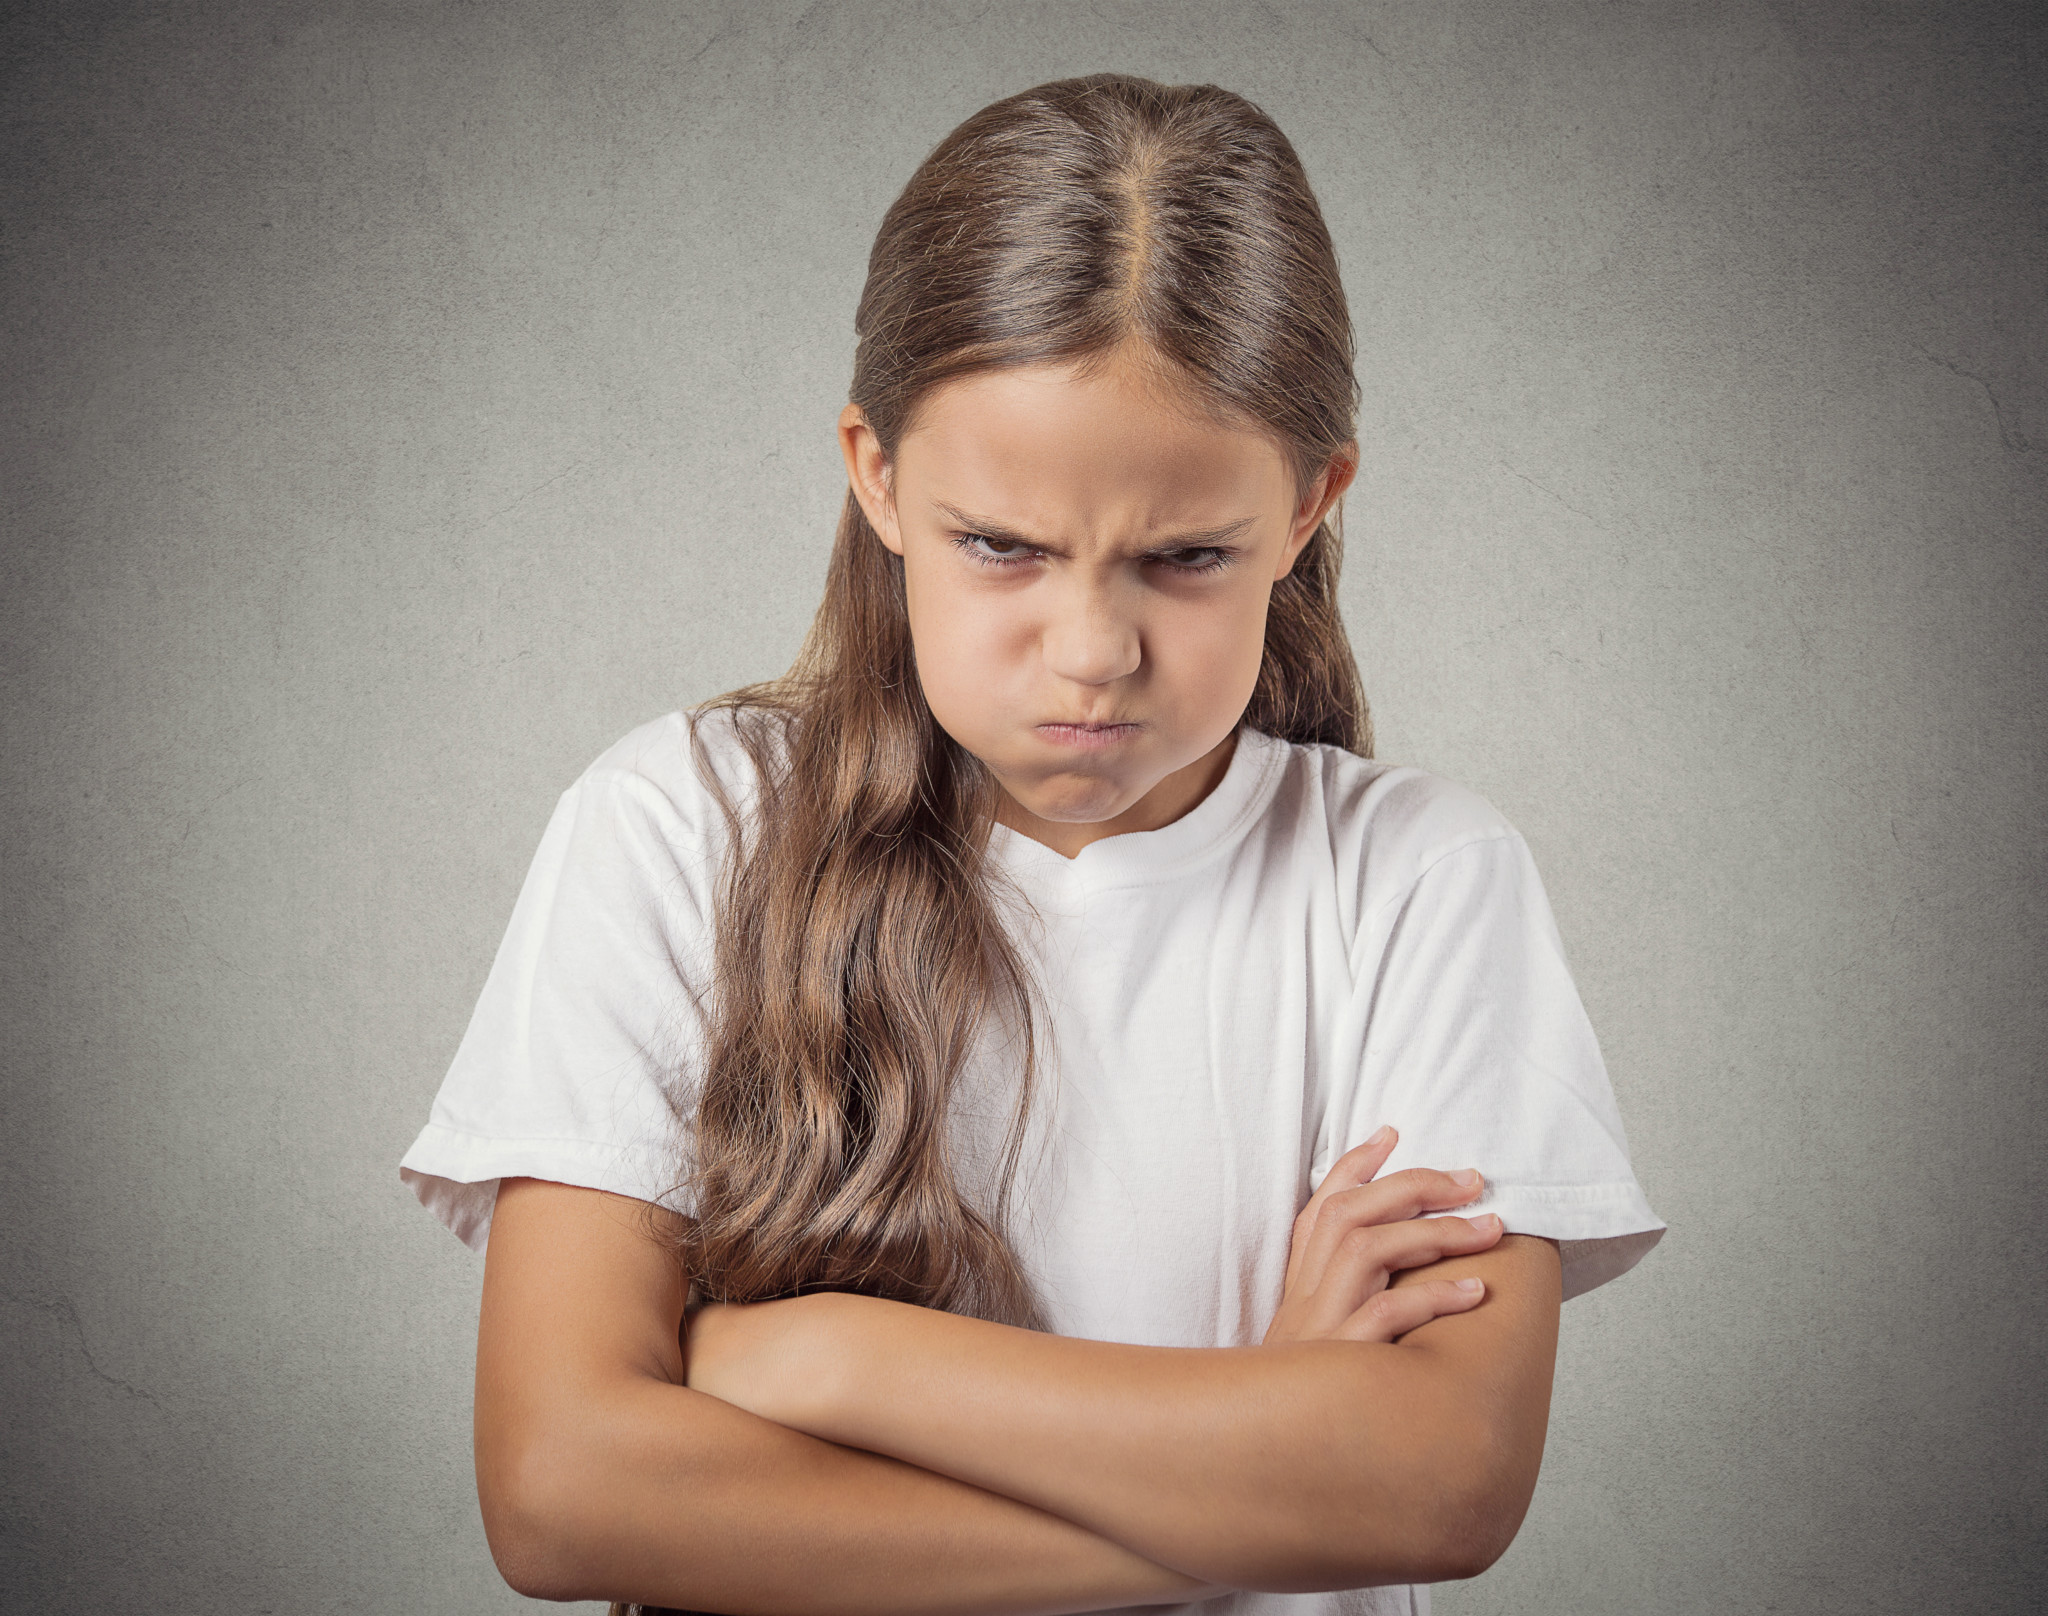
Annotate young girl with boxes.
[400,74,1663,1616]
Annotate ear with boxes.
[839,403,904,556]
[1273,442,1360,581]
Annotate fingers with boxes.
[1343,1212,1504,1280]
[1293,1213,1504,1337]
[1317,1126,1400,1197]
[1334,1276,1487,1344]
[1296,1166,1490,1295]
[1286,1125,1400,1275]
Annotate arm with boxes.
[687,1143,1561,1593]
[474,1177,1225,1613]
[704,1238,1558,1591]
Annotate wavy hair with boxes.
[619,67,1368,1616]
[682,65,1369,1304]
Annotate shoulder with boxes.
[531,703,790,892]
[573,703,785,825]
[1245,731,1525,919]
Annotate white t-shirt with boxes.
[401,709,1664,1616]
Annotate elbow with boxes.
[1252,1475,1527,1595]
[1402,1418,1540,1584]
[477,1422,601,1602]
[1293,1408,1536,1591]
[1229,1395,1545,1593]
[1411,1514,1517,1586]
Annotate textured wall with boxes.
[3,2,2042,1611]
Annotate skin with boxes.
[472,348,1565,1610]
[847,342,1350,857]
[682,1137,1557,1593]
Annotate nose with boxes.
[1040,572,1141,687]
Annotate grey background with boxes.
[3,0,2042,1610]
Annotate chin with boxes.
[1010,773,1139,825]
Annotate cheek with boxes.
[902,569,1027,725]
[1154,584,1272,712]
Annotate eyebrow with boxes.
[933,502,1258,554]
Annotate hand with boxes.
[1263,1127,1505,1346]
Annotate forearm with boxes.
[485,1369,1226,1613]
[476,1180,1225,1614]
[742,1240,1558,1592]
[798,1311,1464,1590]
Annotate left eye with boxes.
[955,533,1038,565]
[1154,547,1232,572]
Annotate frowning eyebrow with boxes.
[933,502,1257,554]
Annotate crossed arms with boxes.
[474,1135,1562,1612]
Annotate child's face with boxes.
[840,346,1355,856]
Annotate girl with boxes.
[401,74,1663,1616]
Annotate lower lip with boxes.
[1036,723,1142,750]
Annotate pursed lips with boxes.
[1035,719,1143,748]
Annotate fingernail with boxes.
[1366,1125,1393,1148]
[1456,1278,1484,1294]
[1473,1214,1502,1234]
[1451,1168,1482,1188]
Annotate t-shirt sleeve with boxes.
[1316,807,1665,1302]
[397,748,720,1253]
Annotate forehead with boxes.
[892,359,1295,534]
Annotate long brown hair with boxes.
[675,63,1366,1347]
[618,67,1368,1616]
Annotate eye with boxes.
[952,532,1040,568]
[1150,546,1236,574]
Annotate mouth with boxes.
[1035,720,1143,750]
